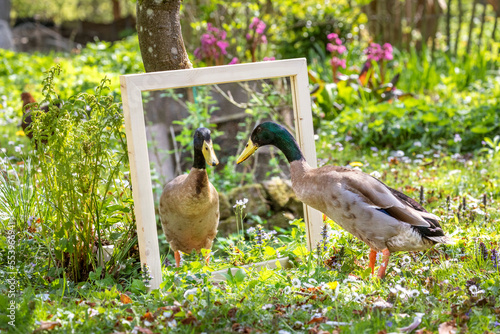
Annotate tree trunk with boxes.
[112,0,121,21]
[136,0,192,72]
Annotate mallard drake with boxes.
[237,122,451,278]
[159,127,220,267]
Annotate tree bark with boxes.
[136,0,192,72]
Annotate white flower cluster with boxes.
[233,198,249,208]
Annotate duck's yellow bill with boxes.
[237,139,258,164]
[202,140,219,166]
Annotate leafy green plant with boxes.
[26,66,135,282]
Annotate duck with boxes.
[236,121,451,278]
[159,127,220,267]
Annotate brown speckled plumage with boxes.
[159,168,219,254]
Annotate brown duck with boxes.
[159,127,219,267]
[237,122,451,278]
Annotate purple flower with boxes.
[195,23,232,62]
[263,57,275,61]
[216,40,229,55]
[228,57,239,65]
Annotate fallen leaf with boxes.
[438,321,457,334]
[308,316,326,325]
[33,321,61,332]
[141,311,154,322]
[227,307,238,319]
[180,315,197,325]
[120,293,133,304]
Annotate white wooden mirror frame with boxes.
[120,58,323,290]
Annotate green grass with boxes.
[1,145,499,333]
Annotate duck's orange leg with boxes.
[368,249,377,275]
[174,251,181,267]
[204,254,211,266]
[377,248,391,279]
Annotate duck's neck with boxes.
[192,148,206,169]
[273,130,305,164]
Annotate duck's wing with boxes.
[341,169,447,242]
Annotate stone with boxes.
[262,177,303,217]
[218,192,232,220]
[227,184,270,216]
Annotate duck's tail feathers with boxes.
[427,235,455,245]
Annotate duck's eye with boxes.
[245,144,248,147]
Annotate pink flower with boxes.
[250,17,260,29]
[337,45,347,54]
[263,57,275,61]
[330,57,346,69]
[261,35,267,44]
[327,43,347,55]
[335,38,342,45]
[364,43,382,62]
[228,57,239,65]
[327,33,338,40]
[256,21,266,35]
[246,33,252,40]
[382,43,393,60]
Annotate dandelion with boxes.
[291,278,301,288]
